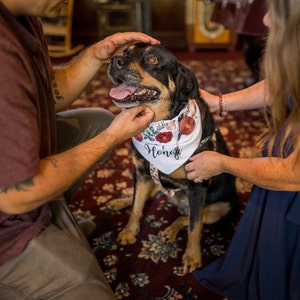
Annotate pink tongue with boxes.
[109,83,136,100]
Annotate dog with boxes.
[107,43,237,275]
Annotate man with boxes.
[0,0,159,299]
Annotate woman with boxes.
[185,1,300,299]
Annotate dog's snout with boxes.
[110,56,127,70]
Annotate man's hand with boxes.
[106,106,155,144]
[92,32,160,63]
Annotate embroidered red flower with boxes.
[155,131,173,143]
[179,116,195,135]
[134,134,143,142]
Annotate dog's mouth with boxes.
[109,83,160,108]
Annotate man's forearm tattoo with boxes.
[0,178,34,194]
[52,80,64,103]
[45,157,59,168]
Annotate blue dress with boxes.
[193,115,300,299]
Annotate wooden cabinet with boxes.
[185,0,235,51]
[94,0,142,40]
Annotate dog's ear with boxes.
[175,64,199,99]
[169,64,199,117]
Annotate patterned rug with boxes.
[69,56,265,300]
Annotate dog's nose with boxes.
[110,56,127,70]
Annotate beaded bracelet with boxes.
[218,92,227,117]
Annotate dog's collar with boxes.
[132,99,202,175]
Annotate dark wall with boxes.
[73,0,98,46]
[151,0,186,48]
[72,0,186,48]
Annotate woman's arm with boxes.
[201,80,269,113]
[53,32,160,111]
[185,150,300,192]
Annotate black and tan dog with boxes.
[107,43,237,275]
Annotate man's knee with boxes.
[56,108,115,152]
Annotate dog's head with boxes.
[108,43,200,120]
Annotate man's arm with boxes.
[0,106,154,214]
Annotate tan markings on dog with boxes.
[167,75,176,94]
[132,155,144,169]
[144,45,154,52]
[151,99,171,121]
[117,180,158,245]
[106,196,133,211]
[169,166,186,179]
[182,217,203,274]
[202,202,231,224]
[133,62,172,120]
[162,216,189,243]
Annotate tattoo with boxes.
[45,157,59,168]
[0,157,59,194]
[52,80,64,102]
[0,178,35,194]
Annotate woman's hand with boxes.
[185,151,225,182]
[199,89,219,113]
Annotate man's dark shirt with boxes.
[0,2,56,265]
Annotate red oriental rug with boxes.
[68,53,265,300]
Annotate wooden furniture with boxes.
[41,0,84,57]
[186,0,236,52]
[94,0,142,40]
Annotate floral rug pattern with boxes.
[69,58,265,299]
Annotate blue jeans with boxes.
[0,108,116,300]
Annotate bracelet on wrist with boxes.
[218,92,227,117]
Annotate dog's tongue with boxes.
[109,83,136,100]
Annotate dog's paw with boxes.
[162,227,178,243]
[181,248,202,275]
[117,229,137,245]
[162,216,189,243]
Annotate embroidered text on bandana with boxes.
[132,100,202,174]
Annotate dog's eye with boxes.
[146,55,159,65]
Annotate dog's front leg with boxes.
[182,182,207,274]
[118,179,157,245]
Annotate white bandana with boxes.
[132,100,202,174]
